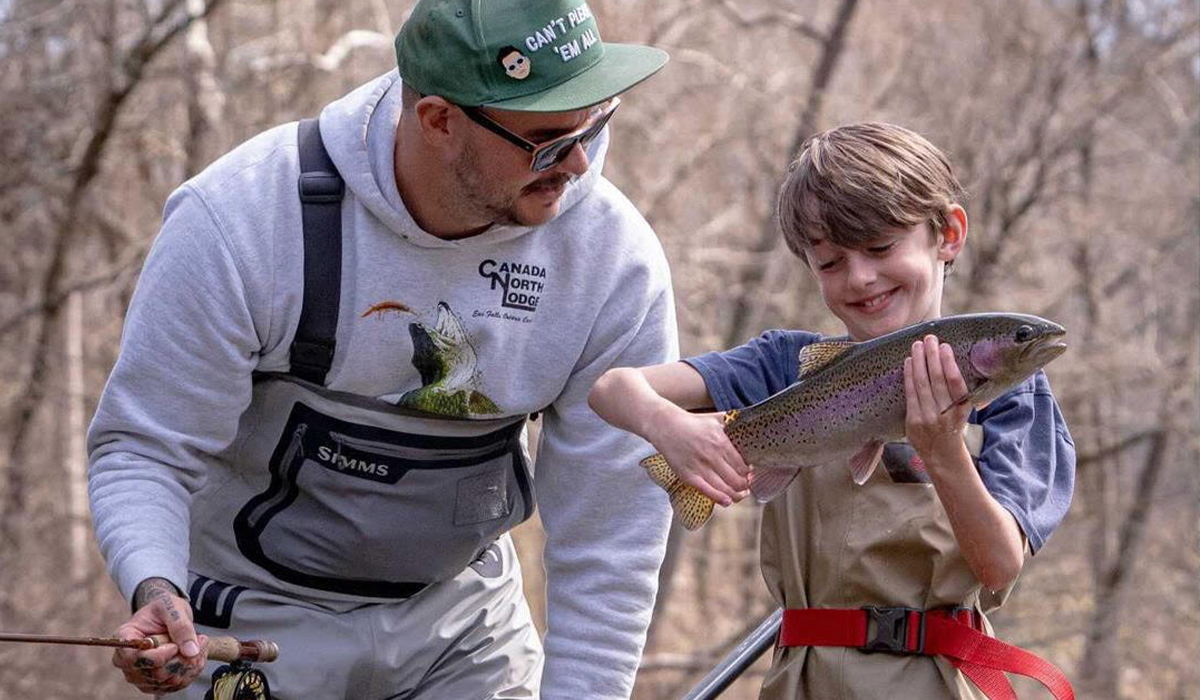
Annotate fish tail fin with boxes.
[640,453,715,531]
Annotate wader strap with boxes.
[290,118,344,386]
[779,607,1074,700]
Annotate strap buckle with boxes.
[289,339,336,380]
[945,605,981,630]
[861,606,924,654]
[298,172,344,203]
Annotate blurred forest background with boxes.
[0,0,1197,698]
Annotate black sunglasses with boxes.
[458,98,620,173]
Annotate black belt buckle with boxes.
[861,605,924,654]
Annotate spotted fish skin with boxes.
[641,313,1068,530]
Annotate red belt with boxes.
[779,607,1074,700]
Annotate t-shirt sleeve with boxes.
[683,330,821,411]
[972,370,1076,553]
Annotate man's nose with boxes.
[554,142,590,177]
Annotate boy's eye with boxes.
[817,258,840,271]
[867,242,895,254]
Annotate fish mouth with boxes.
[1021,330,1068,366]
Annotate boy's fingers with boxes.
[716,451,751,490]
[903,358,919,419]
[704,471,738,506]
[726,447,752,477]
[940,343,968,399]
[910,341,936,414]
[924,337,953,409]
[684,471,732,506]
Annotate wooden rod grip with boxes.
[146,634,279,663]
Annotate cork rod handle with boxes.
[146,634,279,663]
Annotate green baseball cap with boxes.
[395,0,668,112]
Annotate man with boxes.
[87,0,677,697]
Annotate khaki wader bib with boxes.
[758,446,1013,700]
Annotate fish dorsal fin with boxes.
[798,340,856,378]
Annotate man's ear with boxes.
[413,96,458,148]
[937,205,968,262]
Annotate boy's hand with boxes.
[904,335,972,466]
[648,408,752,506]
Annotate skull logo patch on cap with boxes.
[497,46,531,80]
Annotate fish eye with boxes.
[1014,325,1035,343]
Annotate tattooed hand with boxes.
[112,577,208,694]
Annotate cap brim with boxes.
[483,44,668,112]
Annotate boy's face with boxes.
[805,208,967,341]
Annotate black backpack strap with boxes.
[290,118,344,385]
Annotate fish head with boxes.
[964,314,1067,402]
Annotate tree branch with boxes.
[713,0,826,42]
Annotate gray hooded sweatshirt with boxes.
[88,70,677,699]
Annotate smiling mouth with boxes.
[851,288,896,312]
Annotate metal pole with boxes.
[680,609,782,700]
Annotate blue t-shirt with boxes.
[685,329,1076,553]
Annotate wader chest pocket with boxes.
[233,401,531,598]
[455,469,511,525]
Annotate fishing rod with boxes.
[0,632,278,700]
[680,608,782,700]
[0,631,278,663]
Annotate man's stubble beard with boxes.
[452,138,526,228]
[451,138,574,229]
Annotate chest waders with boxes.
[751,442,1073,700]
[193,119,535,698]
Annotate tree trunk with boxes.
[64,291,90,582]
[723,0,862,349]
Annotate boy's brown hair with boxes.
[776,122,966,261]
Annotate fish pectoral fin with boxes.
[944,382,993,413]
[640,453,715,531]
[748,466,802,503]
[848,440,886,485]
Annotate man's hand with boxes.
[112,577,208,694]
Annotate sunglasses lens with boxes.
[529,101,619,172]
[533,139,577,172]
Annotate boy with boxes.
[588,123,1075,699]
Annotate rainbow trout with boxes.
[644,313,1067,530]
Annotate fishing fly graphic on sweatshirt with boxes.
[362,300,501,417]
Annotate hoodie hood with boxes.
[318,70,610,249]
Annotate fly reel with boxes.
[206,661,271,700]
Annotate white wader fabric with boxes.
[181,372,542,698]
[183,536,541,699]
[757,458,1015,700]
